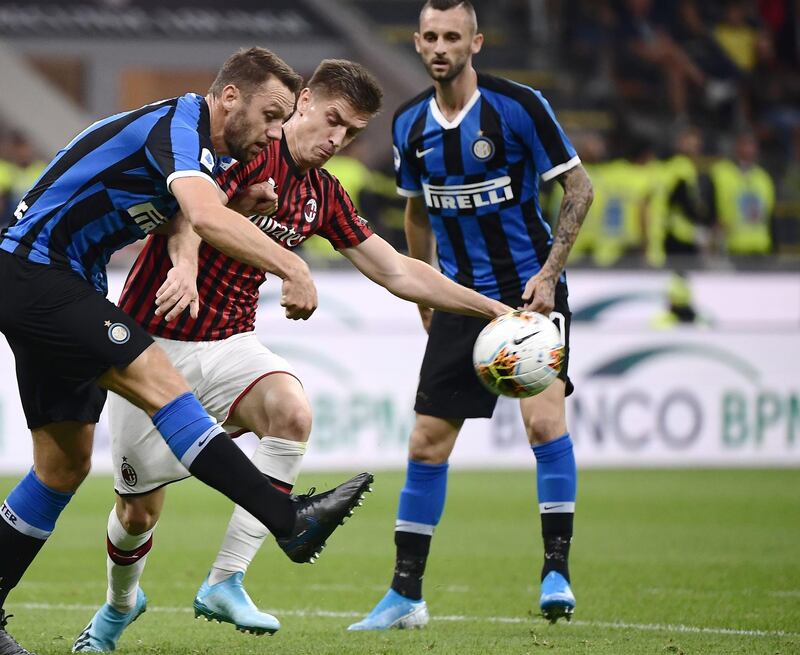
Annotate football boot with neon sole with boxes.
[347,589,429,631]
[0,609,34,655]
[72,588,147,652]
[193,571,279,635]
[539,571,575,623]
[277,472,374,564]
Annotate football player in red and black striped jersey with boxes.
[75,59,511,649]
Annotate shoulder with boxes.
[478,73,552,116]
[393,87,434,125]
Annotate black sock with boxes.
[0,518,47,609]
[391,531,431,600]
[541,513,573,582]
[188,434,295,537]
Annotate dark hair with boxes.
[307,59,383,116]
[209,47,302,99]
[420,0,478,29]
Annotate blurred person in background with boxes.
[710,131,775,255]
[656,126,710,262]
[349,0,593,631]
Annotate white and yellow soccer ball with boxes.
[472,310,565,398]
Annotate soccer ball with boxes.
[472,311,565,398]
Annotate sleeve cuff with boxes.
[166,170,220,195]
[397,187,423,198]
[540,155,581,182]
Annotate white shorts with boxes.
[110,332,299,495]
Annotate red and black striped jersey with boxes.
[118,135,372,341]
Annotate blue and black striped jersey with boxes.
[0,93,219,295]
[392,74,579,305]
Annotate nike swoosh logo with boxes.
[197,436,210,448]
[513,330,540,345]
[416,147,434,158]
[543,504,564,510]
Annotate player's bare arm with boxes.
[155,211,202,322]
[341,232,511,319]
[171,176,318,320]
[522,165,593,314]
[403,195,438,330]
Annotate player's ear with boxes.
[471,32,484,55]
[221,84,240,111]
[296,87,311,115]
[413,31,422,54]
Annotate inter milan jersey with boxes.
[393,73,579,305]
[0,93,218,295]
[119,134,372,341]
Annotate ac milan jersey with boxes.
[0,93,218,295]
[119,134,372,341]
[393,74,579,306]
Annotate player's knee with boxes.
[37,453,92,492]
[118,503,158,535]
[408,428,450,464]
[526,415,566,445]
[268,403,312,441]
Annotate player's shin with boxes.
[209,437,306,585]
[151,394,295,537]
[532,434,576,581]
[106,508,154,612]
[391,460,448,600]
[0,469,73,608]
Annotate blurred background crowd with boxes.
[0,0,798,270]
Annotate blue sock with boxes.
[532,434,576,581]
[0,469,74,605]
[392,460,448,600]
[396,459,449,534]
[152,392,223,467]
[2,468,73,539]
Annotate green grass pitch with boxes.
[1,469,798,654]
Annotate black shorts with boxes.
[414,281,573,419]
[0,251,153,429]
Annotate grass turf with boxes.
[1,469,798,654]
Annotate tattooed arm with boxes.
[521,164,594,314]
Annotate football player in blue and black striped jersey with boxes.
[349,0,594,631]
[0,48,374,655]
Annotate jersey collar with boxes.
[429,88,481,130]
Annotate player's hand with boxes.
[229,181,278,216]
[521,270,557,315]
[154,264,199,322]
[280,263,318,320]
[418,305,433,333]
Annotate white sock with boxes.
[106,507,155,613]
[208,436,307,586]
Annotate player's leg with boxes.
[73,491,164,653]
[521,378,577,623]
[195,355,310,635]
[100,340,371,564]
[350,311,495,631]
[0,421,93,654]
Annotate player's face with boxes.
[415,7,483,83]
[290,89,371,168]
[223,77,296,162]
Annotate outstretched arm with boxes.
[340,233,511,319]
[522,164,593,313]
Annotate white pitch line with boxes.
[13,603,798,640]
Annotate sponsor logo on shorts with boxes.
[108,322,131,345]
[120,457,137,487]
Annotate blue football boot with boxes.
[193,572,280,636]
[72,588,147,652]
[539,571,575,623]
[347,589,429,631]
